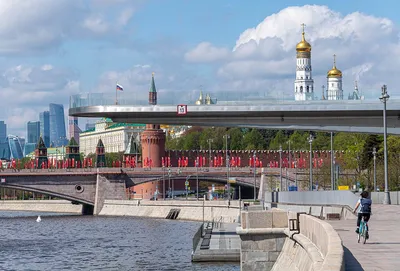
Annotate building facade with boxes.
[294,24,314,101]
[27,121,40,144]
[68,116,81,144]
[49,103,67,147]
[39,111,50,147]
[7,135,24,159]
[79,119,145,156]
[0,121,6,143]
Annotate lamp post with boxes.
[279,145,283,191]
[168,168,171,199]
[294,160,298,189]
[147,136,151,170]
[196,160,199,200]
[330,132,334,190]
[223,134,230,200]
[287,140,291,168]
[207,139,213,167]
[162,166,166,200]
[253,152,256,200]
[372,147,377,192]
[380,85,391,204]
[309,134,314,191]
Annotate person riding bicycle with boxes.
[353,191,372,237]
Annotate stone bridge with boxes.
[0,167,300,214]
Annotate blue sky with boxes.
[0,0,400,136]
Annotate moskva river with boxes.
[0,212,239,271]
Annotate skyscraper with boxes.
[39,111,50,147]
[27,121,40,144]
[49,103,67,147]
[68,116,81,144]
[0,121,6,143]
[7,135,23,159]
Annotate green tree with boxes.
[242,129,264,150]
[269,130,288,149]
[228,128,244,150]
[313,132,330,150]
[288,131,309,150]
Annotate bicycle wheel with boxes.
[363,229,367,244]
[358,221,363,243]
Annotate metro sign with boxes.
[1,178,5,183]
[177,105,187,115]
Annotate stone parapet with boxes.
[238,209,344,271]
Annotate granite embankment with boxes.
[99,199,242,222]
[0,200,82,213]
[238,209,345,271]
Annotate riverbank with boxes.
[99,200,242,223]
[0,200,82,213]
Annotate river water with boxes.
[0,212,239,271]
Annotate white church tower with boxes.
[326,54,343,100]
[294,24,314,101]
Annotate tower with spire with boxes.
[294,23,314,101]
[149,72,157,105]
[327,54,343,100]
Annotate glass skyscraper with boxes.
[49,103,67,147]
[7,135,23,159]
[27,121,40,144]
[39,111,50,147]
[0,121,6,143]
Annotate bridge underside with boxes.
[69,102,400,134]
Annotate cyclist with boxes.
[353,191,372,237]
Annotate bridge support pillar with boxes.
[94,172,127,215]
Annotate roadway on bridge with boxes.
[328,204,400,271]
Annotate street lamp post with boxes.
[330,132,334,190]
[279,145,283,191]
[287,140,291,168]
[309,135,314,191]
[162,166,166,200]
[207,139,213,168]
[294,160,298,189]
[196,160,199,200]
[380,85,391,204]
[147,136,151,170]
[372,147,377,192]
[223,134,230,200]
[253,152,256,200]
[168,168,171,198]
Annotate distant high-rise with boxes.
[39,111,50,147]
[49,103,67,147]
[0,121,6,143]
[68,116,81,144]
[27,121,40,144]
[7,135,23,159]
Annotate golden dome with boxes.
[327,54,342,78]
[296,24,311,52]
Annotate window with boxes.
[306,86,309,92]
[300,86,303,93]
[332,83,334,87]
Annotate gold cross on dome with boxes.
[301,23,306,33]
[333,54,337,66]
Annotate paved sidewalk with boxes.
[329,204,400,271]
[192,222,240,262]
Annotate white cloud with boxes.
[186,5,400,99]
[185,42,230,63]
[0,0,142,54]
[0,64,79,135]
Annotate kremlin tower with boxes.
[326,54,343,100]
[294,24,314,101]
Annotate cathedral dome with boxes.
[327,54,342,78]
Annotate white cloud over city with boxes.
[2,3,400,136]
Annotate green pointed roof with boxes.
[96,138,104,148]
[150,72,157,93]
[36,136,46,149]
[124,134,139,154]
[68,137,78,147]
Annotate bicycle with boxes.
[358,216,369,244]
